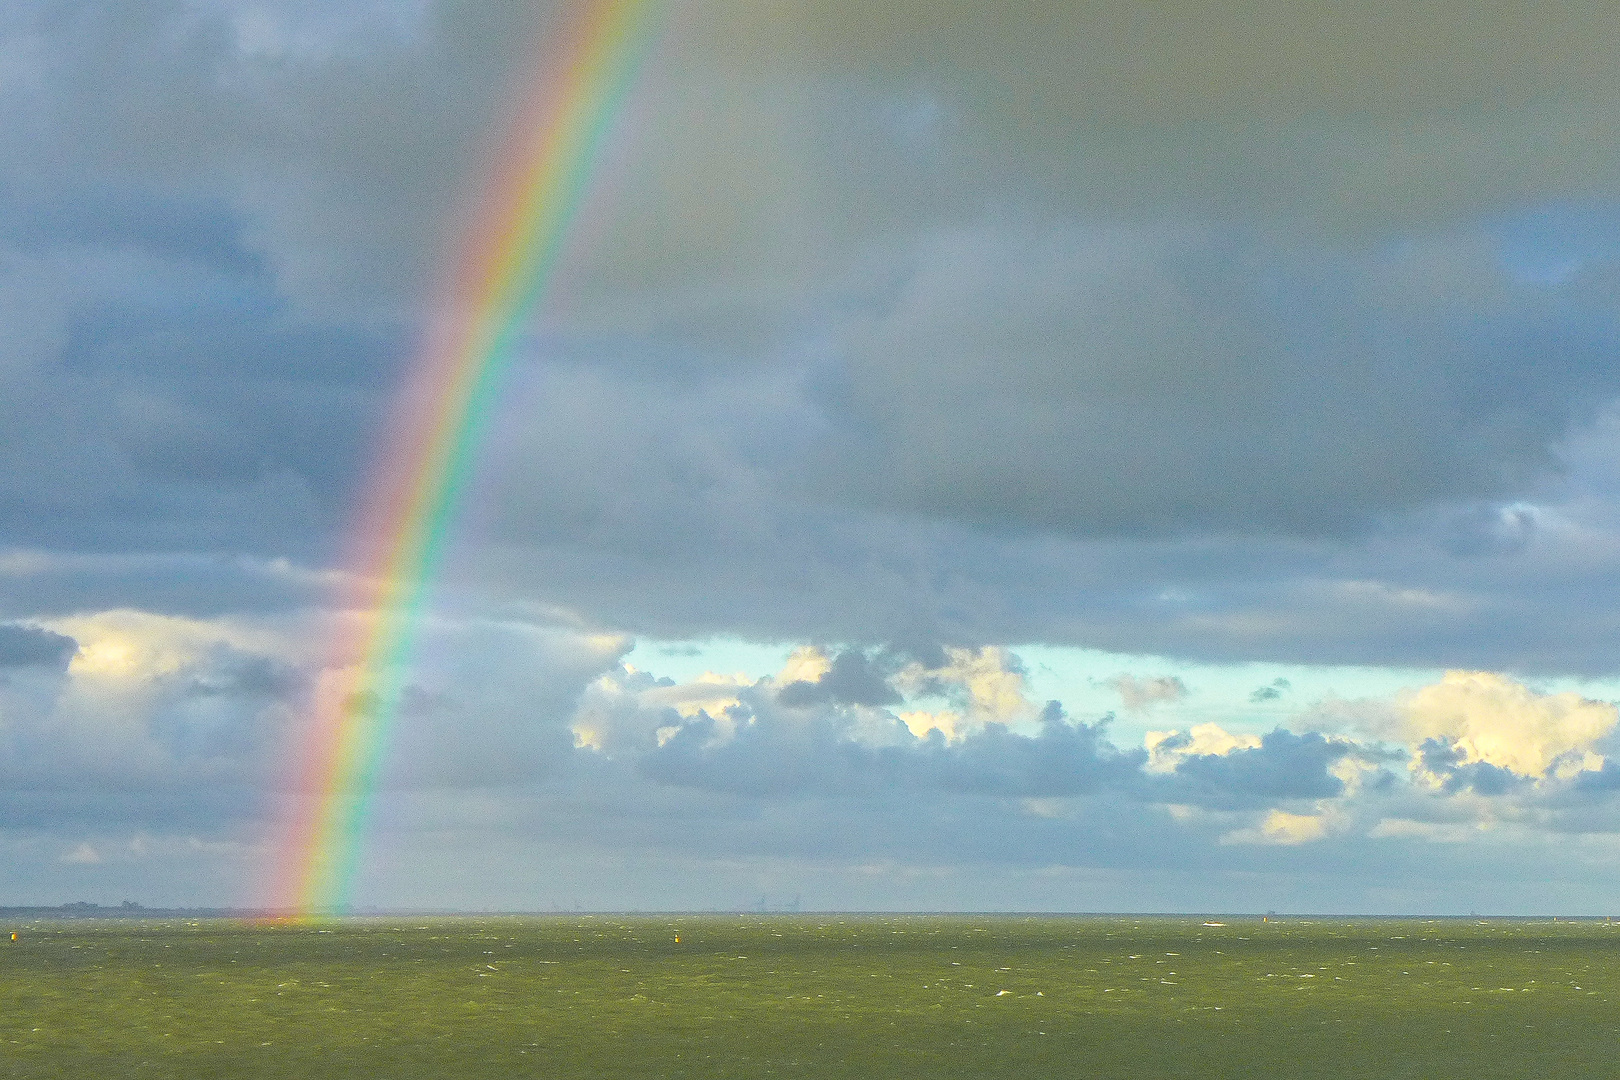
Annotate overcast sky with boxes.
[8,0,1620,913]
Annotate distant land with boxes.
[0,902,248,919]
[3,904,1619,921]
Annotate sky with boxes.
[7,0,1620,913]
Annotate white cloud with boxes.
[1144,723,1261,774]
[1400,671,1616,779]
[572,665,751,754]
[45,609,296,682]
[772,646,833,687]
[891,646,1038,740]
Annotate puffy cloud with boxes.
[569,655,1411,817]
[568,646,1164,799]
[889,646,1036,739]
[777,648,901,708]
[1413,739,1532,797]
[1154,729,1374,809]
[636,694,1145,800]
[1399,670,1615,781]
[571,665,710,756]
[775,646,833,687]
[1146,723,1260,774]
[0,610,298,845]
[9,606,1620,907]
[340,616,628,790]
[0,604,625,838]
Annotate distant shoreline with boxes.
[3,906,1618,922]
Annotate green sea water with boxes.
[3,914,1615,1078]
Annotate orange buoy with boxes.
[9,932,16,942]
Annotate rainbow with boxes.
[271,0,657,916]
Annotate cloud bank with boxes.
[7,1,1620,909]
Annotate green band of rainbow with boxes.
[272,0,656,916]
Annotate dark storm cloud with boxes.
[0,0,525,562]
[5,0,1620,676]
[0,552,328,625]
[7,2,1620,563]
[0,193,389,558]
[805,228,1620,538]
[0,0,554,314]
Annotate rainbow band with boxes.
[275,0,657,916]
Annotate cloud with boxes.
[577,644,1050,762]
[16,2,1620,910]
[3,1,1620,696]
[0,610,302,819]
[1223,809,1330,846]
[885,647,1038,740]
[571,657,1409,817]
[1250,678,1290,703]
[777,648,902,708]
[0,623,76,668]
[8,3,1620,576]
[60,842,101,865]
[1413,738,1532,797]
[637,696,1145,801]
[570,647,1161,800]
[7,607,1620,908]
[1110,673,1188,713]
[808,227,1620,539]
[1399,671,1616,781]
[683,0,1620,231]
[0,604,625,842]
[1152,728,1373,809]
[1146,723,1261,773]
